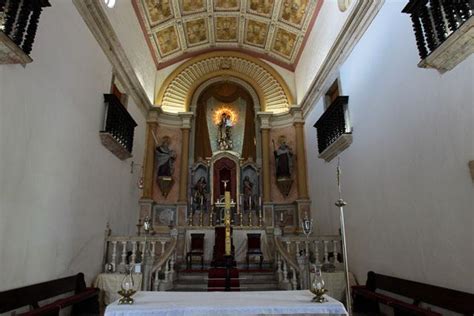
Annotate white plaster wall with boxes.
[305,2,474,293]
[295,0,351,104]
[100,0,156,103]
[0,1,145,290]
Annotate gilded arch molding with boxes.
[156,52,294,114]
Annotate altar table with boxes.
[105,290,348,316]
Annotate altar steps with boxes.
[170,270,279,292]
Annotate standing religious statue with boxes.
[193,176,208,209]
[273,135,293,178]
[243,176,254,210]
[217,112,233,150]
[155,136,176,177]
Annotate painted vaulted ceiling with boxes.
[133,0,323,70]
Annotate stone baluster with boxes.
[314,240,320,265]
[333,240,339,264]
[276,253,282,282]
[120,241,127,267]
[290,267,297,290]
[169,252,176,281]
[164,259,170,282]
[131,242,137,265]
[111,241,118,270]
[282,261,288,283]
[160,241,166,255]
[323,240,329,264]
[285,241,291,256]
[140,241,146,262]
[153,271,160,291]
[304,240,309,257]
[295,241,301,257]
[151,241,157,261]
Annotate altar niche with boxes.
[188,82,261,227]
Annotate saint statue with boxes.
[243,176,254,210]
[217,112,233,150]
[155,136,176,178]
[192,176,207,208]
[273,136,293,178]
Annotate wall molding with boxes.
[300,0,384,118]
[73,0,152,118]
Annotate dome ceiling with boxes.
[133,0,323,70]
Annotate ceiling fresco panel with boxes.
[245,19,269,48]
[214,0,240,11]
[279,0,310,28]
[247,0,275,18]
[180,0,206,15]
[133,0,323,70]
[272,28,297,58]
[156,25,180,56]
[143,0,173,26]
[215,16,239,42]
[185,18,209,46]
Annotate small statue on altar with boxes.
[273,135,293,178]
[193,176,208,209]
[155,136,176,177]
[243,176,254,210]
[217,112,233,150]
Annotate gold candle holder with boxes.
[199,210,203,227]
[209,210,213,227]
[118,289,137,304]
[248,210,253,227]
[239,211,243,227]
[258,211,263,227]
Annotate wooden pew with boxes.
[352,271,474,316]
[0,273,99,316]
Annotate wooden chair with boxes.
[186,233,205,270]
[246,233,263,270]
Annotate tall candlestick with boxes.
[335,157,351,314]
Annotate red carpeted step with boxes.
[207,268,240,291]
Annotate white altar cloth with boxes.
[105,290,347,316]
[184,229,271,263]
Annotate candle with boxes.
[280,212,284,222]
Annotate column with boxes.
[258,112,272,202]
[178,113,193,202]
[142,120,158,199]
[292,108,309,199]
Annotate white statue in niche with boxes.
[217,112,233,150]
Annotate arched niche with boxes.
[189,77,262,165]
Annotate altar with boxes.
[184,228,271,264]
[105,291,348,316]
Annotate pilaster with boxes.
[178,112,193,202]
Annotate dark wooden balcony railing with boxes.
[402,0,473,60]
[101,94,137,156]
[314,96,351,155]
[0,0,50,56]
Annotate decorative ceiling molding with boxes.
[132,0,324,70]
[156,51,294,114]
[73,0,152,117]
[301,0,384,118]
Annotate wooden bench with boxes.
[0,273,99,316]
[352,271,474,316]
